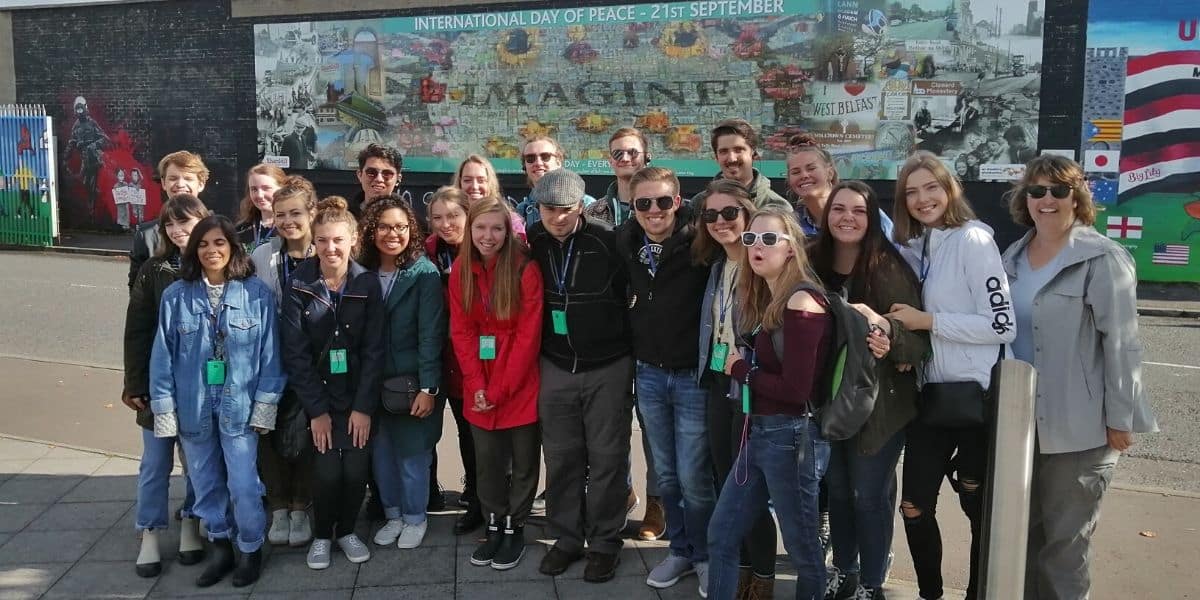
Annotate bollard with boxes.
[979,358,1038,599]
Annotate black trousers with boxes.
[706,371,778,576]
[430,396,478,502]
[472,422,541,526]
[312,447,370,540]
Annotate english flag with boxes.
[1084,150,1120,172]
[1118,50,1200,201]
[1106,216,1143,239]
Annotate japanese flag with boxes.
[1084,150,1120,173]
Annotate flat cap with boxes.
[530,169,586,207]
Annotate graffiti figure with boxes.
[17,124,34,156]
[65,96,111,215]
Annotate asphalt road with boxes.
[0,251,1197,492]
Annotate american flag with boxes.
[1152,243,1190,265]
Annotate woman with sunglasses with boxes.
[1001,156,1157,599]
[707,206,832,600]
[887,151,1015,600]
[149,215,284,588]
[250,176,318,549]
[280,197,385,570]
[691,179,779,598]
[425,186,485,534]
[514,136,594,226]
[807,181,929,600]
[360,195,447,551]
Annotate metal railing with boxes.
[0,104,59,247]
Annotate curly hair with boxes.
[358,194,426,270]
[356,143,403,171]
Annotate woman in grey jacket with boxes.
[1002,155,1158,600]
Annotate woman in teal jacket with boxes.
[359,195,447,550]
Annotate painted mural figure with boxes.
[66,95,111,216]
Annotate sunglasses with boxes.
[634,195,675,211]
[523,152,557,164]
[363,168,397,181]
[701,206,742,223]
[1027,184,1072,199]
[610,148,642,161]
[376,223,410,235]
[741,231,792,247]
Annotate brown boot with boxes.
[735,567,753,599]
[638,495,666,541]
[745,574,774,600]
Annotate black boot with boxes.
[231,548,262,588]
[491,515,525,571]
[454,502,485,535]
[469,513,503,566]
[196,539,235,588]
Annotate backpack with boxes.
[769,283,878,441]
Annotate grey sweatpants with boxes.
[540,356,634,555]
[1024,443,1120,600]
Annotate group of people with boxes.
[120,117,1157,600]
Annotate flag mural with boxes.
[1082,0,1200,282]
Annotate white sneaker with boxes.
[306,538,332,570]
[374,519,405,546]
[289,510,312,547]
[268,509,290,545]
[696,560,710,598]
[646,554,694,588]
[337,533,371,563]
[396,520,427,549]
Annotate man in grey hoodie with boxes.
[691,119,790,210]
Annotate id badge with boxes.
[741,383,751,414]
[709,342,728,372]
[205,359,227,385]
[479,335,497,360]
[329,349,348,374]
[551,309,568,335]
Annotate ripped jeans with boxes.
[899,419,988,600]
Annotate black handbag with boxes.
[381,375,419,415]
[919,346,1005,429]
[271,390,312,460]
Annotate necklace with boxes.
[322,271,347,291]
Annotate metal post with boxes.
[979,358,1038,599]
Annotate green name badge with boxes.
[479,335,497,360]
[205,359,226,385]
[551,309,568,335]
[329,349,348,374]
[741,383,751,414]
[709,342,728,372]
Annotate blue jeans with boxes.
[135,427,196,530]
[179,389,267,553]
[708,415,829,600]
[826,429,905,587]
[635,362,715,562]
[373,425,433,525]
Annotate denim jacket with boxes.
[149,276,286,438]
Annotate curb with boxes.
[1137,306,1200,319]
[0,244,128,258]
[0,432,142,462]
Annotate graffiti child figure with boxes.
[66,96,111,216]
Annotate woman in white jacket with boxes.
[886,151,1015,600]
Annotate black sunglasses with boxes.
[1027,184,1072,199]
[701,206,742,223]
[523,152,557,164]
[634,196,675,211]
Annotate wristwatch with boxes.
[421,387,440,396]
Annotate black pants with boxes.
[706,371,777,576]
[900,419,988,600]
[473,422,540,526]
[312,447,370,540]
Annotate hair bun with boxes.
[318,196,348,211]
[282,174,315,190]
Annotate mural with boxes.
[58,96,162,231]
[0,105,57,247]
[1083,0,1200,282]
[253,0,1044,179]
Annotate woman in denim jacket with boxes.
[149,215,285,589]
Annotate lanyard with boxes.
[716,263,738,339]
[918,231,931,283]
[549,237,576,296]
[279,245,312,283]
[205,282,229,360]
[642,233,658,276]
[255,223,275,248]
[612,197,625,227]
[439,247,455,273]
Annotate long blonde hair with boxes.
[452,154,505,202]
[455,197,528,319]
[892,151,977,242]
[737,207,820,333]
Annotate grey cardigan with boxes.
[1001,224,1159,454]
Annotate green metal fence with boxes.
[0,105,59,247]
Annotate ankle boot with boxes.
[454,503,485,535]
[177,516,205,565]
[469,513,503,566]
[490,515,525,571]
[196,538,235,587]
[231,548,262,587]
[135,529,162,578]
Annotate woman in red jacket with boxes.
[449,196,543,571]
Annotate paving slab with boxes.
[351,584,452,599]
[555,575,661,599]
[0,528,104,564]
[456,578,557,599]
[251,548,360,592]
[24,499,131,531]
[0,504,49,534]
[0,475,83,504]
[41,559,155,599]
[60,473,139,502]
[0,439,50,461]
[0,563,72,600]
[355,543,456,588]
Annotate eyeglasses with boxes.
[741,231,793,247]
[701,206,742,223]
[523,152,557,164]
[610,148,642,161]
[376,223,410,235]
[1027,184,1072,199]
[363,168,397,181]
[634,196,675,211]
